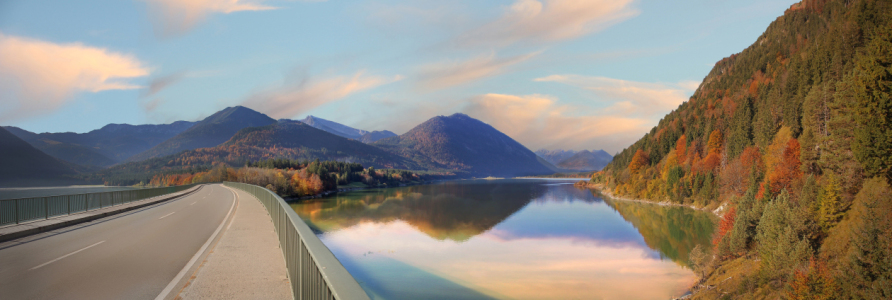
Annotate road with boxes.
[0,184,236,300]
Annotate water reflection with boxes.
[291,179,715,300]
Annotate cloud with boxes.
[143,0,278,37]
[535,75,693,118]
[243,70,403,119]
[416,51,540,90]
[455,0,638,47]
[461,93,651,153]
[0,33,149,123]
[142,72,185,97]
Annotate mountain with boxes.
[0,127,83,187]
[104,121,418,179]
[127,106,275,162]
[360,130,398,143]
[535,149,577,165]
[556,150,613,171]
[373,113,553,177]
[592,1,892,298]
[3,121,195,166]
[296,115,368,140]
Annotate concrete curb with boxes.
[0,185,203,243]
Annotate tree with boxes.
[818,173,844,233]
[676,135,688,164]
[843,177,892,299]
[628,149,649,174]
[852,21,892,181]
[769,138,803,195]
[707,129,723,155]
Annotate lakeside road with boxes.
[0,184,235,300]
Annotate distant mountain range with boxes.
[373,113,553,177]
[289,115,398,143]
[3,106,578,185]
[535,149,613,171]
[0,127,87,187]
[126,106,276,162]
[4,121,195,167]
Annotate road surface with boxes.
[0,184,236,300]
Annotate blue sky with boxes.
[0,0,799,153]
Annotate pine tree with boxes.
[852,18,892,181]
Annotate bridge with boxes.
[0,183,369,300]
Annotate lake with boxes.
[291,179,716,300]
[0,186,137,200]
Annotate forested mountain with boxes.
[296,115,369,140]
[373,113,553,177]
[0,127,84,187]
[97,121,419,185]
[127,106,275,162]
[556,150,612,171]
[360,130,398,143]
[535,149,578,165]
[591,0,892,298]
[4,121,194,167]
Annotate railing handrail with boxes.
[0,184,199,226]
[224,182,369,300]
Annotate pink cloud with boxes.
[144,0,278,37]
[0,33,149,123]
[416,51,540,90]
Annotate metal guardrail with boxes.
[0,184,199,226]
[224,182,369,300]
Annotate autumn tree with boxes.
[628,149,649,174]
[842,177,892,298]
[768,138,802,195]
[852,21,892,181]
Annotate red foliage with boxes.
[768,138,802,194]
[628,149,650,174]
[788,257,838,300]
[713,206,737,246]
[676,135,687,164]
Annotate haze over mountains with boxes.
[0,127,85,186]
[536,149,613,171]
[2,106,588,185]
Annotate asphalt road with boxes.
[0,184,236,300]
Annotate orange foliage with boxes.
[713,206,736,246]
[768,138,802,195]
[628,149,650,174]
[721,146,763,197]
[788,257,838,300]
[675,135,687,164]
[707,129,723,155]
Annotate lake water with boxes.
[0,186,136,200]
[291,179,716,300]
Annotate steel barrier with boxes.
[0,184,199,226]
[224,182,369,300]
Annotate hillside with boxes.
[374,113,553,177]
[590,0,892,298]
[360,130,397,143]
[127,106,275,162]
[0,127,83,187]
[297,115,368,140]
[4,126,116,167]
[556,150,612,171]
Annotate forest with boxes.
[124,159,430,199]
[590,0,891,298]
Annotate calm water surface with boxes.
[0,186,136,200]
[291,179,715,300]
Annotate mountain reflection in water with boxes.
[291,179,715,300]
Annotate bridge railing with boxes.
[0,184,199,226]
[224,182,369,300]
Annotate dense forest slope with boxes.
[127,106,275,162]
[591,0,891,298]
[0,127,84,187]
[374,113,553,177]
[360,130,397,143]
[4,126,116,167]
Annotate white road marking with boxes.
[190,202,197,205]
[155,186,237,300]
[30,241,105,270]
[159,212,176,219]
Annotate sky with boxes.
[0,0,800,153]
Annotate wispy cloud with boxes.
[416,51,540,90]
[535,75,694,118]
[0,33,149,123]
[142,72,185,97]
[455,0,638,48]
[143,0,278,38]
[243,70,403,119]
[461,93,651,153]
